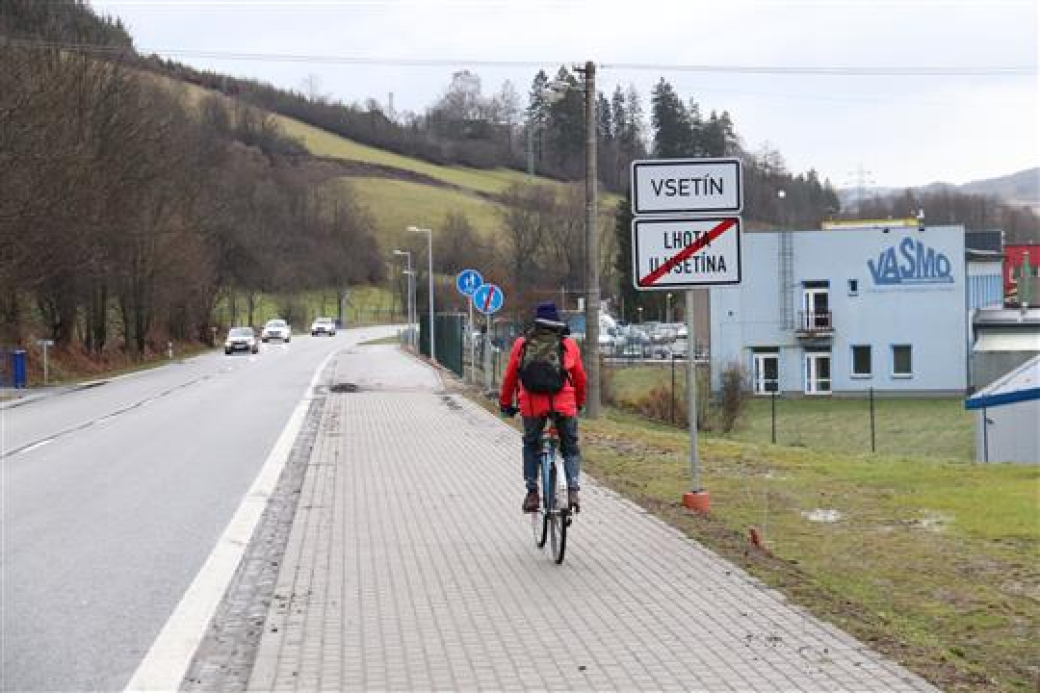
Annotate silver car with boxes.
[224,327,259,355]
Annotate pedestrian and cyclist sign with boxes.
[473,283,504,315]
[630,157,744,292]
[455,269,483,297]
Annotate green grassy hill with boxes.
[276,115,541,196]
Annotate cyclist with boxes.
[499,301,587,513]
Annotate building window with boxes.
[851,345,872,378]
[752,351,779,394]
[804,351,831,395]
[848,279,859,296]
[892,344,913,378]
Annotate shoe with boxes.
[567,489,581,512]
[522,490,539,513]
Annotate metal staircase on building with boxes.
[778,229,795,330]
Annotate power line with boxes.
[2,37,1035,76]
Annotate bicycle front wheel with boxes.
[549,511,567,563]
[547,463,567,563]
[534,510,548,548]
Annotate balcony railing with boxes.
[796,310,833,334]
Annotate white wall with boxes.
[974,399,1040,464]
[711,225,968,393]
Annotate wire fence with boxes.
[602,362,975,461]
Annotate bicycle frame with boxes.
[533,415,571,564]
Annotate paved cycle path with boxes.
[241,345,936,691]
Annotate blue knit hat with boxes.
[534,301,561,323]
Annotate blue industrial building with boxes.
[709,223,1003,396]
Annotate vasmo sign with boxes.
[868,237,954,286]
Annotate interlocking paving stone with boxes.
[245,346,938,691]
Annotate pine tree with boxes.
[650,78,693,158]
[525,71,550,174]
[545,66,584,178]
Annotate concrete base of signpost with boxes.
[682,490,710,514]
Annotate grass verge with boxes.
[579,409,1039,692]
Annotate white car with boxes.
[261,318,291,342]
[224,327,259,355]
[310,317,336,336]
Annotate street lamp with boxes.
[666,293,673,323]
[392,249,415,348]
[407,226,435,363]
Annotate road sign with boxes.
[455,268,483,297]
[631,216,742,291]
[631,157,743,216]
[473,283,504,315]
[36,339,54,347]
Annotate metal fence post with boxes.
[870,386,876,453]
[771,390,777,444]
[670,354,676,425]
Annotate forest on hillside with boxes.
[1,0,384,354]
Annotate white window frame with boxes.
[892,344,913,378]
[802,287,831,330]
[850,344,872,379]
[752,351,780,395]
[804,352,832,395]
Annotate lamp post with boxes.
[408,226,435,363]
[393,249,414,348]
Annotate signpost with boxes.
[630,157,745,515]
[36,338,54,385]
[631,217,742,290]
[472,283,504,391]
[631,157,742,216]
[456,269,483,383]
[472,283,504,316]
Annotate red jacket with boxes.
[499,336,587,417]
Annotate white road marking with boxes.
[19,439,53,454]
[124,349,338,693]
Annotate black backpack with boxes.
[519,325,569,394]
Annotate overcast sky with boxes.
[94,0,1039,189]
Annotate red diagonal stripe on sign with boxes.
[638,218,737,287]
[483,287,494,311]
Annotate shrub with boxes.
[718,362,748,433]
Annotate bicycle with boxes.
[531,416,574,564]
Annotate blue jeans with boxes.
[522,415,581,492]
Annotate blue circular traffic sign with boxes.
[456,269,483,297]
[473,283,504,315]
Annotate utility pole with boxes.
[579,60,601,418]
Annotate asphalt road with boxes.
[1,326,395,692]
